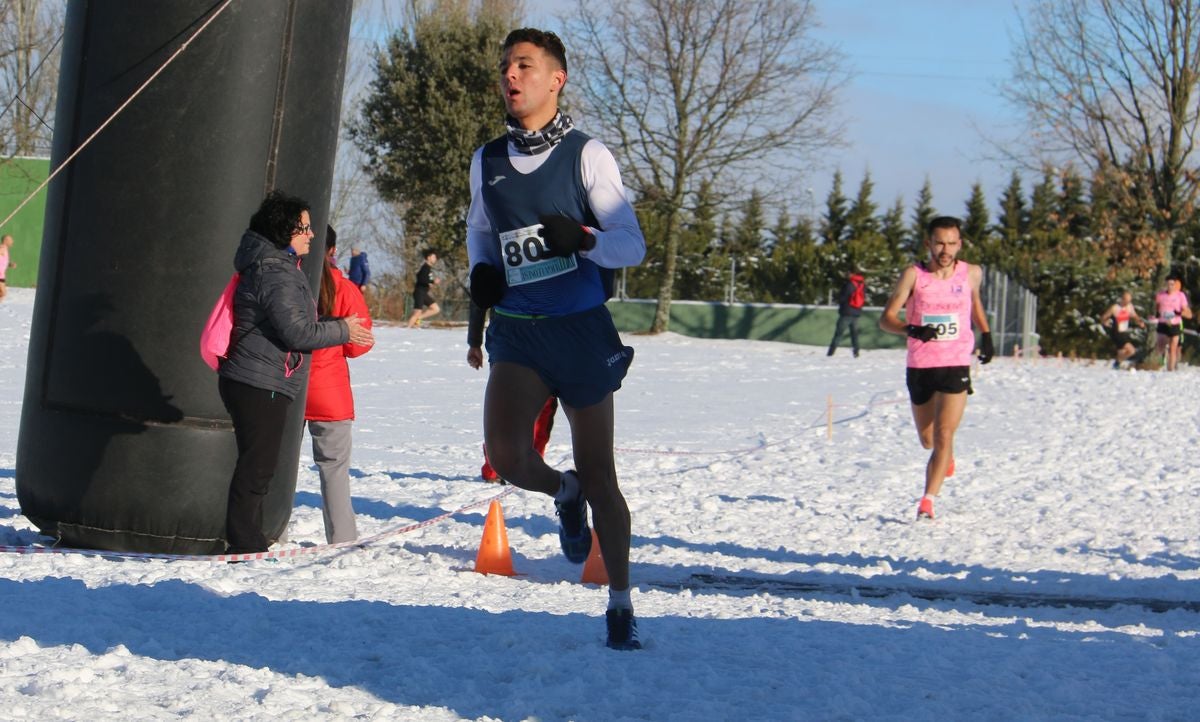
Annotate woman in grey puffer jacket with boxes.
[218,190,373,554]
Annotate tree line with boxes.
[350,0,1200,360]
[4,0,1195,360]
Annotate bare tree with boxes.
[1005,0,1200,279]
[0,0,64,158]
[330,0,407,279]
[564,0,845,332]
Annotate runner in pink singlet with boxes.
[880,216,992,520]
[1153,272,1191,371]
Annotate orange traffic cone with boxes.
[474,500,515,576]
[580,529,608,585]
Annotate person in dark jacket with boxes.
[347,248,371,288]
[218,191,374,554]
[827,271,866,357]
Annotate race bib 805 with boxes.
[921,313,961,341]
[499,223,578,286]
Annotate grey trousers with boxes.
[308,419,358,544]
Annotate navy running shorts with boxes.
[906,365,973,406]
[485,304,634,409]
[1111,332,1131,348]
[1157,322,1182,338]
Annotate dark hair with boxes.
[503,28,567,74]
[249,190,310,249]
[1167,269,1184,282]
[318,224,338,315]
[926,215,962,237]
[421,247,438,259]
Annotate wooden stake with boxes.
[827,395,834,441]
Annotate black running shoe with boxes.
[555,470,591,563]
[606,608,642,650]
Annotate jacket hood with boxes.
[849,273,864,283]
[233,229,292,273]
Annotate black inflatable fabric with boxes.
[16,0,352,553]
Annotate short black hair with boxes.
[421,247,438,259]
[926,215,962,237]
[1167,269,1184,282]
[326,224,337,250]
[503,28,567,74]
[249,190,310,249]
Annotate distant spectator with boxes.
[827,271,866,357]
[347,247,371,288]
[0,234,16,301]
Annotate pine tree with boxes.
[819,171,849,245]
[963,182,990,245]
[769,209,792,256]
[1058,167,1090,239]
[845,172,880,240]
[670,179,721,301]
[880,197,906,251]
[996,171,1028,242]
[1028,166,1058,234]
[909,178,936,253]
[731,190,767,258]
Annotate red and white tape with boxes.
[0,485,515,563]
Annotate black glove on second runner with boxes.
[978,331,995,364]
[469,263,505,309]
[538,214,595,257]
[906,324,939,342]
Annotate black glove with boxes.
[906,324,939,342]
[537,214,594,257]
[469,263,505,310]
[978,331,995,364]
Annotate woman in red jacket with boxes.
[306,226,374,543]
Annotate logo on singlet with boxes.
[488,175,506,186]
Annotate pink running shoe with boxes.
[945,458,955,478]
[917,497,935,520]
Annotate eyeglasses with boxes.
[294,223,313,235]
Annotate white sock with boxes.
[608,587,632,611]
[554,471,579,503]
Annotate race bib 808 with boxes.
[499,223,578,286]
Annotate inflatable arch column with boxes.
[17,0,353,553]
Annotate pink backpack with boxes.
[200,273,239,370]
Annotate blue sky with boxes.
[528,0,1032,220]
[810,0,1031,218]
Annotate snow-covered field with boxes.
[0,286,1197,720]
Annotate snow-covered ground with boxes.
[0,285,1197,720]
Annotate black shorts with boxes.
[906,366,973,406]
[1111,332,1131,348]
[1157,322,1182,338]
[413,287,435,309]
